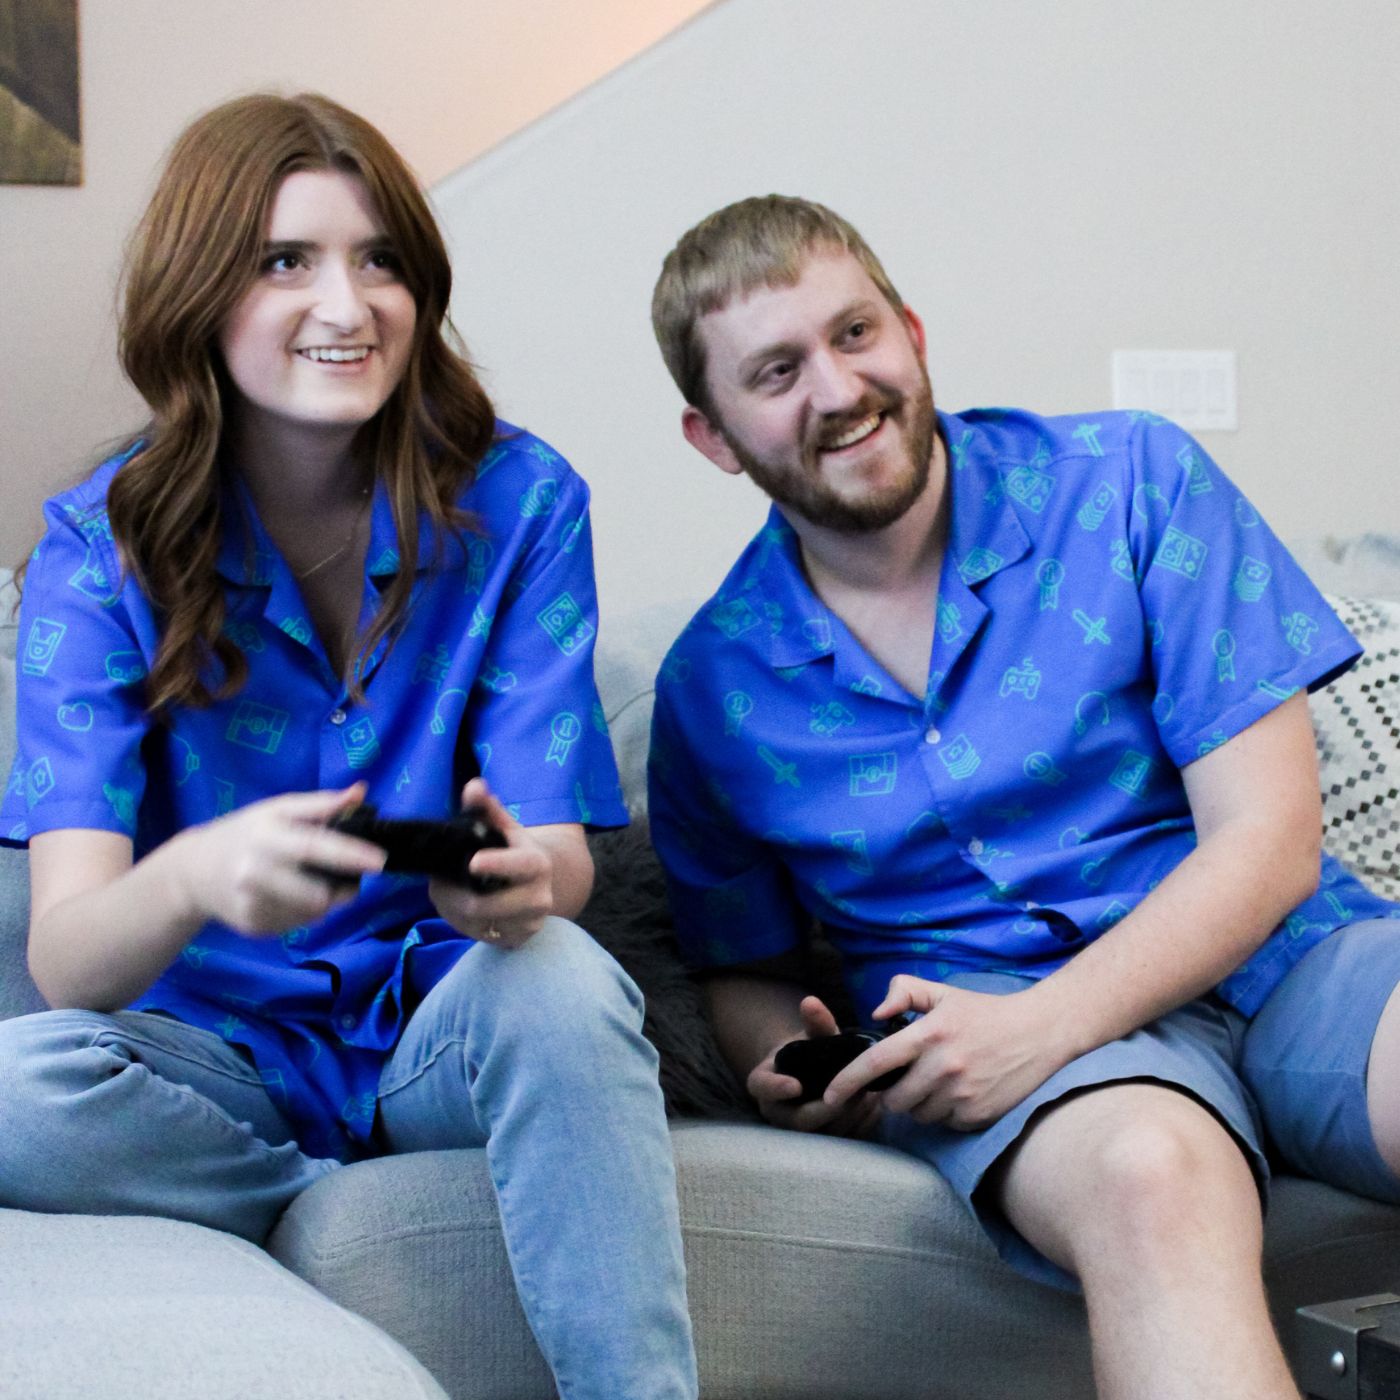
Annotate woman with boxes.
[0,93,697,1399]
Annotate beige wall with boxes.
[431,0,1400,619]
[0,0,713,560]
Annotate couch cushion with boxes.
[1288,533,1400,602]
[0,573,40,1020]
[1314,595,1400,900]
[0,569,15,660]
[269,1124,1400,1400]
[594,599,694,815]
[0,846,39,1020]
[269,1151,554,1400]
[0,1208,447,1399]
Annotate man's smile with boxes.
[819,411,884,453]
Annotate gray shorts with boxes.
[877,917,1400,1289]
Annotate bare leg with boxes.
[995,1083,1299,1400]
[1365,982,1400,1173]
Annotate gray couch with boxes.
[2,542,1399,1400]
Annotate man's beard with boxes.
[722,370,937,534]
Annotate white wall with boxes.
[434,0,1400,622]
[0,0,714,561]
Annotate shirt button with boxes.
[924,726,941,744]
[968,837,985,857]
[329,709,347,726]
[340,1014,355,1030]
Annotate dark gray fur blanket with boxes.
[581,824,755,1120]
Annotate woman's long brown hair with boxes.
[107,92,495,710]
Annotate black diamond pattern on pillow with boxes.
[1311,596,1400,900]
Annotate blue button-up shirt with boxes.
[4,424,626,1157]
[649,408,1396,1025]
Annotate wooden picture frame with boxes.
[0,0,80,185]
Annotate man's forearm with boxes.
[1022,812,1320,1061]
[702,973,811,1082]
[1017,692,1324,1060]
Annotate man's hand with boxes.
[428,778,556,949]
[823,976,1076,1131]
[747,995,883,1138]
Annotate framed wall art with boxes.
[0,0,80,185]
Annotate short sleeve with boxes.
[1,508,152,844]
[463,468,626,830]
[1128,419,1361,767]
[647,670,805,970]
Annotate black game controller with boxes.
[316,802,508,894]
[773,1014,917,1102]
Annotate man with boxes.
[646,195,1400,1399]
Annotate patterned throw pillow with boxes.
[1312,596,1400,900]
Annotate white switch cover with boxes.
[1111,351,1237,431]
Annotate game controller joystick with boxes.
[316,802,508,894]
[772,1014,917,1101]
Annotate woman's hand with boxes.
[746,995,884,1139]
[175,783,385,937]
[427,778,560,949]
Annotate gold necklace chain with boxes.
[295,488,371,581]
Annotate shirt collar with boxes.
[740,411,1031,672]
[939,408,1032,591]
[214,474,277,588]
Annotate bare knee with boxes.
[1002,1087,1260,1278]
[1082,1112,1224,1241]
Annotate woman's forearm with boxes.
[27,789,384,1011]
[27,829,204,1011]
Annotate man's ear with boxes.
[902,305,928,359]
[681,405,744,477]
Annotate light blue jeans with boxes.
[0,918,698,1400]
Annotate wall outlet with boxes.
[1111,350,1237,431]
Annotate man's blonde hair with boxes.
[651,195,905,413]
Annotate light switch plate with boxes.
[1111,350,1237,431]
